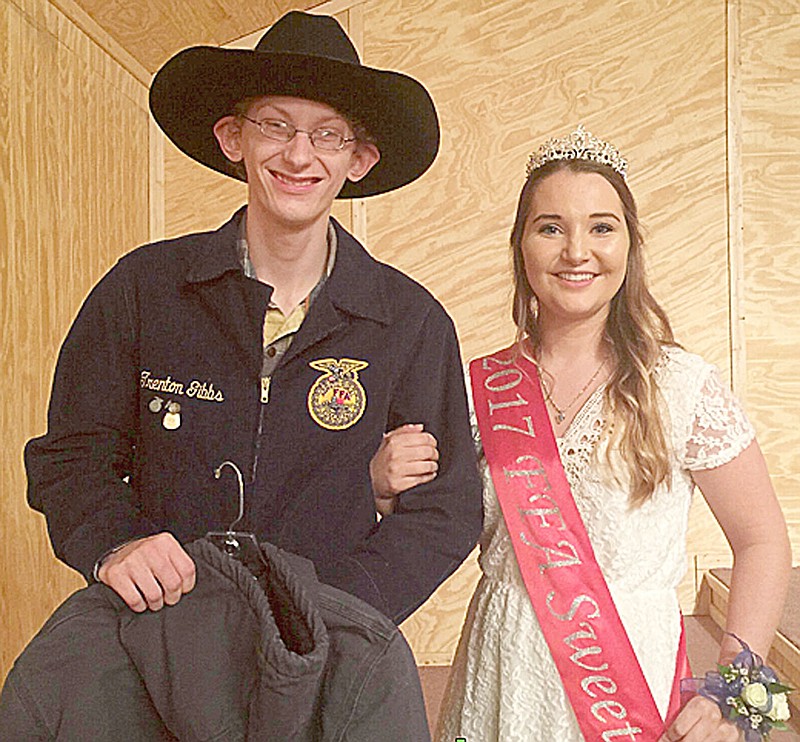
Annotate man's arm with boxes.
[24,266,187,599]
[319,307,482,623]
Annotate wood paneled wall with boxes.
[3,0,798,681]
[740,0,800,567]
[1,0,150,680]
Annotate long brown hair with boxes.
[510,158,675,505]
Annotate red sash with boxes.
[470,347,689,740]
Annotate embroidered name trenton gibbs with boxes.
[140,370,224,402]
[186,380,224,402]
[140,370,184,395]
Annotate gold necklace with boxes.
[534,359,606,424]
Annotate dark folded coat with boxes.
[0,539,430,741]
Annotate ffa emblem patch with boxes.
[307,358,369,430]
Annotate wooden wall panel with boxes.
[363,0,729,366]
[740,0,800,567]
[162,137,247,239]
[1,0,150,682]
[60,0,310,73]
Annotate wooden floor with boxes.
[418,612,800,739]
[418,665,450,737]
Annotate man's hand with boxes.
[370,424,439,515]
[661,696,740,741]
[97,532,196,612]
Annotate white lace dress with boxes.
[435,347,755,742]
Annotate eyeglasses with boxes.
[242,116,357,151]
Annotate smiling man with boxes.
[25,11,481,628]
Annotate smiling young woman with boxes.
[371,127,791,742]
[520,168,630,332]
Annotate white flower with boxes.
[766,692,791,722]
[742,682,770,711]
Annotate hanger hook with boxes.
[214,460,245,532]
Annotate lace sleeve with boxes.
[682,366,755,471]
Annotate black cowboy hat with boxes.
[149,11,440,198]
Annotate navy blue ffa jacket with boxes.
[25,208,482,623]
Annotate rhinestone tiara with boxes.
[526,125,628,180]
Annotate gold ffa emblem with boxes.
[307,358,369,430]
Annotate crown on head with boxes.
[526,125,628,180]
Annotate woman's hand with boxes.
[661,696,740,741]
[370,424,439,515]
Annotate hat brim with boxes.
[149,47,440,198]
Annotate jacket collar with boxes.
[184,207,390,327]
[278,219,392,368]
[324,219,390,326]
[184,207,248,284]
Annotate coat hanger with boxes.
[206,460,269,580]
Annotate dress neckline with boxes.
[555,382,607,441]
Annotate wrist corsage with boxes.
[682,636,793,741]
